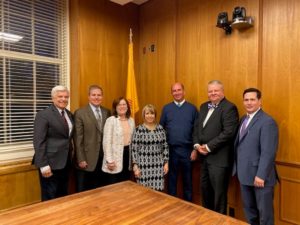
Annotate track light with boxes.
[216,6,254,35]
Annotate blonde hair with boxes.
[142,104,157,119]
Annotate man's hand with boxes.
[78,161,88,169]
[41,167,53,178]
[197,145,209,155]
[254,176,265,188]
[190,150,198,161]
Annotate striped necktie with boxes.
[95,108,102,129]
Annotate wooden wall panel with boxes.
[70,0,139,111]
[276,163,300,224]
[176,0,259,109]
[262,0,300,164]
[0,161,40,211]
[2,1,300,223]
[138,0,176,120]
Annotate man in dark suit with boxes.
[74,85,111,192]
[33,85,74,201]
[233,88,278,225]
[193,80,239,214]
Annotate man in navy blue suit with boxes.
[233,88,279,225]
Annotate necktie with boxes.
[95,108,102,129]
[239,115,250,140]
[61,110,69,130]
[208,103,218,109]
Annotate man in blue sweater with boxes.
[160,82,198,201]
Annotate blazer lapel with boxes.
[100,107,108,128]
[87,105,101,131]
[239,109,262,142]
[203,98,225,128]
[51,104,69,136]
[199,105,209,128]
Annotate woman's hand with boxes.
[107,161,116,171]
[133,164,141,178]
[163,163,169,175]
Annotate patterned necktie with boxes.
[95,108,102,129]
[239,115,250,140]
[61,110,69,130]
[208,103,218,110]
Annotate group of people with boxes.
[33,80,278,225]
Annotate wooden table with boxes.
[0,181,248,225]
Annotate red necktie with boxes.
[61,110,69,130]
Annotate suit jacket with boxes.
[102,116,135,174]
[233,109,279,186]
[74,104,111,171]
[33,104,74,170]
[193,98,239,167]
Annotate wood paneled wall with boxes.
[0,161,40,211]
[70,0,139,110]
[137,0,300,224]
[2,0,300,224]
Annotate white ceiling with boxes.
[109,0,149,5]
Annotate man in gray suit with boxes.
[74,85,111,192]
[33,85,74,201]
[193,80,239,214]
[233,88,279,225]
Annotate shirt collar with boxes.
[174,99,185,106]
[247,107,261,119]
[89,103,100,111]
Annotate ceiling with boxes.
[109,0,149,5]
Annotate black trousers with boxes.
[76,155,108,192]
[39,165,70,201]
[107,146,130,185]
[201,160,230,214]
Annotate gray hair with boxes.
[51,85,69,97]
[208,80,224,90]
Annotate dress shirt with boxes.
[89,103,102,120]
[240,107,261,133]
[174,100,186,107]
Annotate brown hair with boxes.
[112,97,131,118]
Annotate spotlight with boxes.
[231,6,254,29]
[232,6,246,21]
[216,7,254,34]
[216,12,232,35]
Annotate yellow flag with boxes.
[126,30,139,119]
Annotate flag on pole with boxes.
[126,28,139,119]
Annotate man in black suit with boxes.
[193,80,239,214]
[33,85,74,201]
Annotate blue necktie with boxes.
[239,115,250,140]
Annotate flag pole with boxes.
[129,28,132,43]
